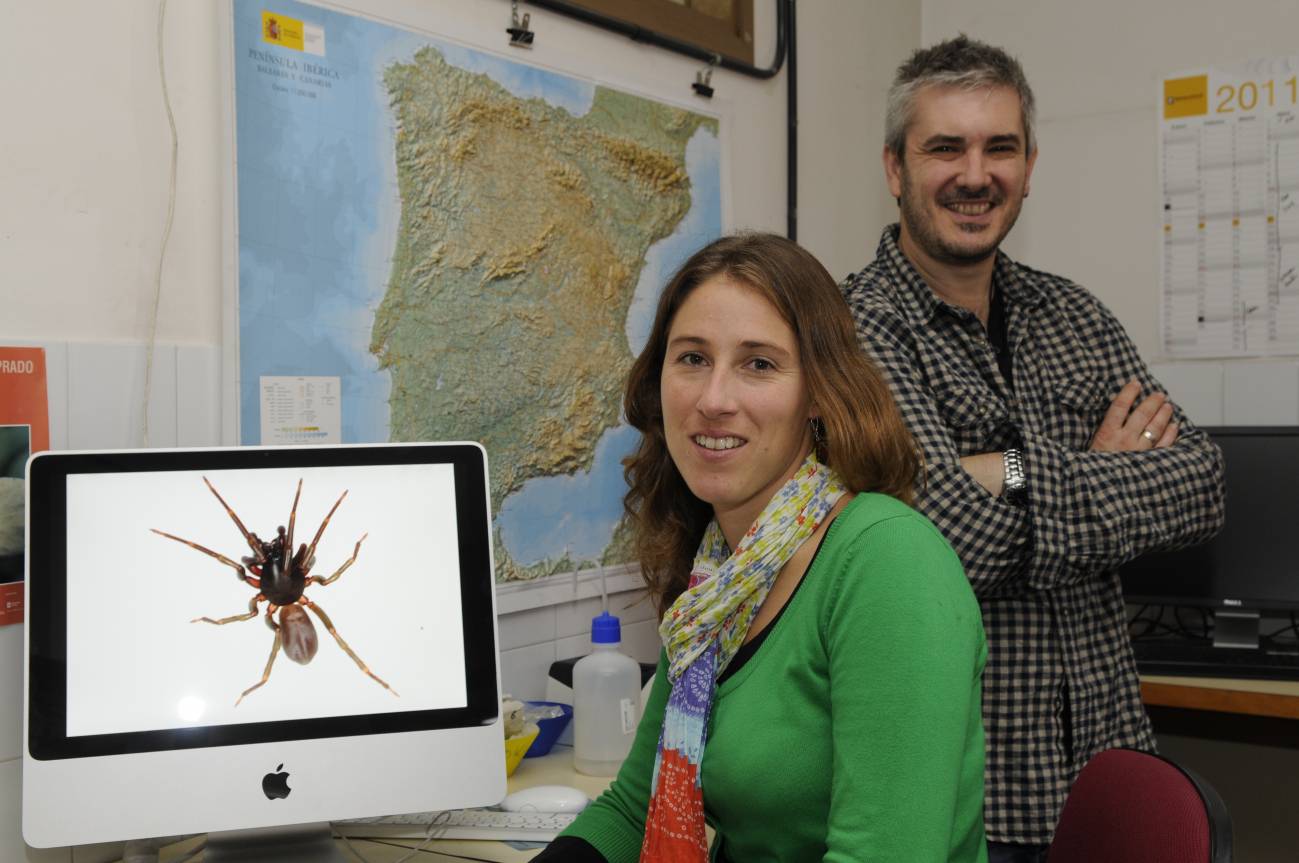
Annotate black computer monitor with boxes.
[1120,426,1299,648]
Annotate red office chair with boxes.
[1048,748,1232,863]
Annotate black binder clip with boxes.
[692,55,719,99]
[507,1,534,48]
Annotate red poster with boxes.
[0,347,49,625]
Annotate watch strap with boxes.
[1002,448,1027,503]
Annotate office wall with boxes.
[0,1,920,859]
[922,4,1299,862]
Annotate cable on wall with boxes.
[143,0,179,448]
[784,0,796,240]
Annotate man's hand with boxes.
[1089,379,1179,452]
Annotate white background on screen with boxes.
[63,462,469,737]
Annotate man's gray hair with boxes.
[885,35,1036,159]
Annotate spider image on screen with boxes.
[152,477,398,705]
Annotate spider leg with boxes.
[235,629,283,707]
[284,479,302,574]
[303,599,398,697]
[202,476,266,563]
[301,489,349,579]
[192,594,263,625]
[150,528,261,588]
[262,603,279,632]
[309,533,368,586]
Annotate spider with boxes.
[152,477,398,705]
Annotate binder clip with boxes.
[692,55,719,99]
[507,1,534,48]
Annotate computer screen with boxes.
[1120,426,1299,632]
[24,443,505,849]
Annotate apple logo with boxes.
[262,763,291,800]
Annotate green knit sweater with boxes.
[559,494,989,862]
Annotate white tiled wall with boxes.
[483,556,664,703]
[501,589,660,701]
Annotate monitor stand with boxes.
[1213,610,1261,649]
[204,822,348,862]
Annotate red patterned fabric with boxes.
[640,748,708,862]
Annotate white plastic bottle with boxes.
[572,611,642,776]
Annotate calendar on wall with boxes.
[1160,54,1299,357]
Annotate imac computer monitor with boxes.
[24,443,505,852]
[1120,426,1299,647]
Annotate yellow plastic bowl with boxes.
[504,723,540,776]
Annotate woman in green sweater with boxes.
[536,233,987,863]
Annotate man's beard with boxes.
[898,168,1022,266]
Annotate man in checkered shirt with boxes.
[840,36,1226,862]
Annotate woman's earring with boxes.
[810,417,827,451]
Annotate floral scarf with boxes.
[639,451,846,862]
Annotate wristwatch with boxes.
[1002,448,1027,504]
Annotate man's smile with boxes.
[946,200,993,216]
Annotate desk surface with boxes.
[1141,674,1299,719]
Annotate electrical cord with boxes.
[334,811,471,863]
[1127,604,1153,638]
[335,822,501,862]
[1262,611,1299,646]
[121,834,203,863]
[143,0,179,448]
[1133,606,1299,648]
[167,840,206,863]
[1174,606,1212,640]
[337,828,437,863]
[1127,604,1180,640]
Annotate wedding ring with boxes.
[1141,428,1157,442]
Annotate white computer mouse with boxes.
[499,784,590,814]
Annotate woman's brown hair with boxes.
[622,233,919,615]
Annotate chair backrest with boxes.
[1047,747,1232,863]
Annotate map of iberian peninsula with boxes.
[372,47,716,579]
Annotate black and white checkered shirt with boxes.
[841,226,1226,845]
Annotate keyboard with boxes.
[1132,639,1299,680]
[335,807,578,842]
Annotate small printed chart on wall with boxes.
[1160,55,1299,358]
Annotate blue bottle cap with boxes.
[591,611,622,644]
